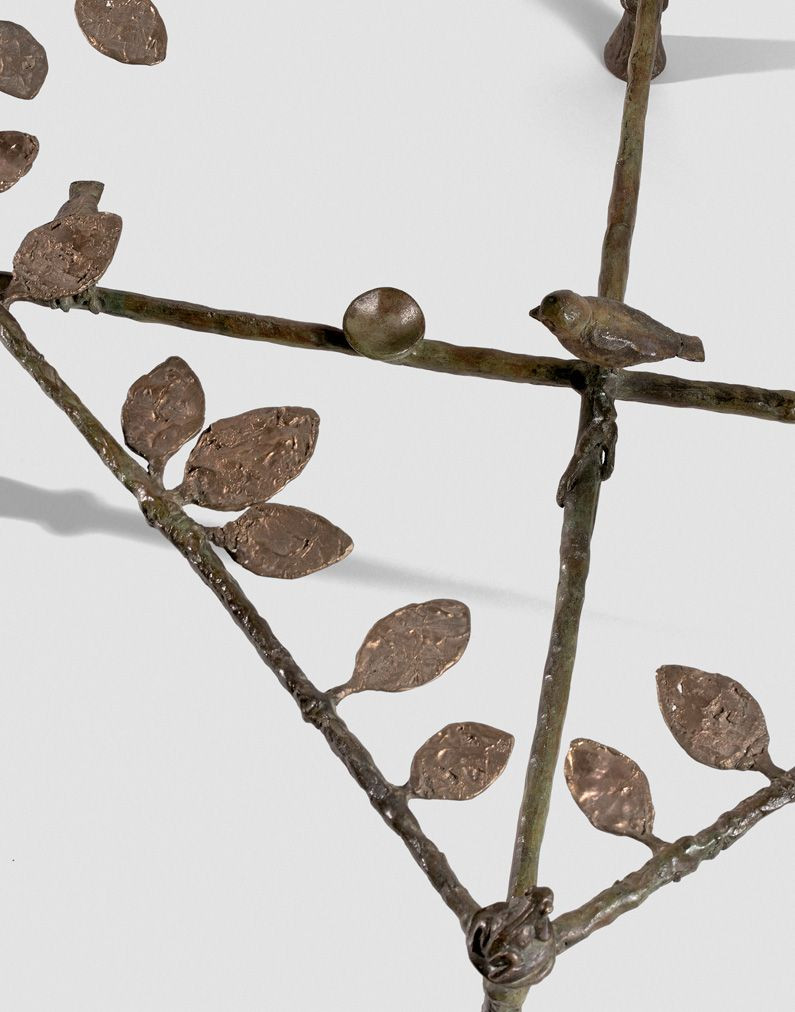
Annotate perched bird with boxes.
[529,289,704,368]
[2,180,122,310]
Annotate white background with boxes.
[2,2,795,1009]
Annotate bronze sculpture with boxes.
[529,290,704,367]
[0,3,793,1011]
[0,131,38,191]
[3,181,122,308]
[75,0,168,66]
[0,21,48,99]
[343,287,427,360]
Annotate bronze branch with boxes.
[2,272,795,425]
[0,305,480,931]
[554,768,795,950]
[1,2,793,1010]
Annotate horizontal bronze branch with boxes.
[2,272,792,425]
[0,305,480,932]
[614,371,795,423]
[553,769,795,952]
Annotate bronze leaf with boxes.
[122,357,205,471]
[0,21,48,100]
[0,132,39,192]
[75,0,168,66]
[565,738,657,845]
[216,504,353,580]
[407,722,514,802]
[657,665,776,774]
[4,181,122,305]
[331,599,471,701]
[180,407,319,511]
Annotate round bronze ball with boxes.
[343,287,425,360]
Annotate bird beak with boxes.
[529,306,541,321]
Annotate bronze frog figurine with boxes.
[466,887,556,988]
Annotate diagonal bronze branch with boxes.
[553,769,795,951]
[1,272,795,425]
[0,305,480,931]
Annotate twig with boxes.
[599,0,665,302]
[0,304,480,931]
[83,288,795,425]
[0,274,574,388]
[484,5,665,1010]
[2,273,795,425]
[615,370,795,422]
[553,770,795,950]
[511,0,665,896]
[507,391,604,900]
[481,393,604,1012]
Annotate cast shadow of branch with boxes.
[0,477,546,609]
[533,0,795,84]
[0,476,158,543]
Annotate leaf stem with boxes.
[0,305,480,931]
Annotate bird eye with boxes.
[545,295,558,306]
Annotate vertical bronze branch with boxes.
[599,0,666,303]
[485,5,665,1008]
[480,393,603,1012]
[507,389,604,898]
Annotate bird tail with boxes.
[678,333,705,362]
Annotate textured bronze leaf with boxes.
[122,357,205,469]
[565,739,656,844]
[0,132,39,192]
[408,722,514,801]
[217,504,353,579]
[0,21,49,99]
[180,407,319,511]
[75,0,168,66]
[657,665,772,773]
[4,182,122,305]
[333,600,471,701]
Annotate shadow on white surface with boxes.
[662,36,795,84]
[532,0,795,84]
[532,0,614,65]
[0,476,548,607]
[0,476,158,543]
[0,477,677,624]
[324,554,551,609]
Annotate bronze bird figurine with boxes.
[529,290,704,368]
[2,180,122,311]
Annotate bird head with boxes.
[529,290,591,339]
